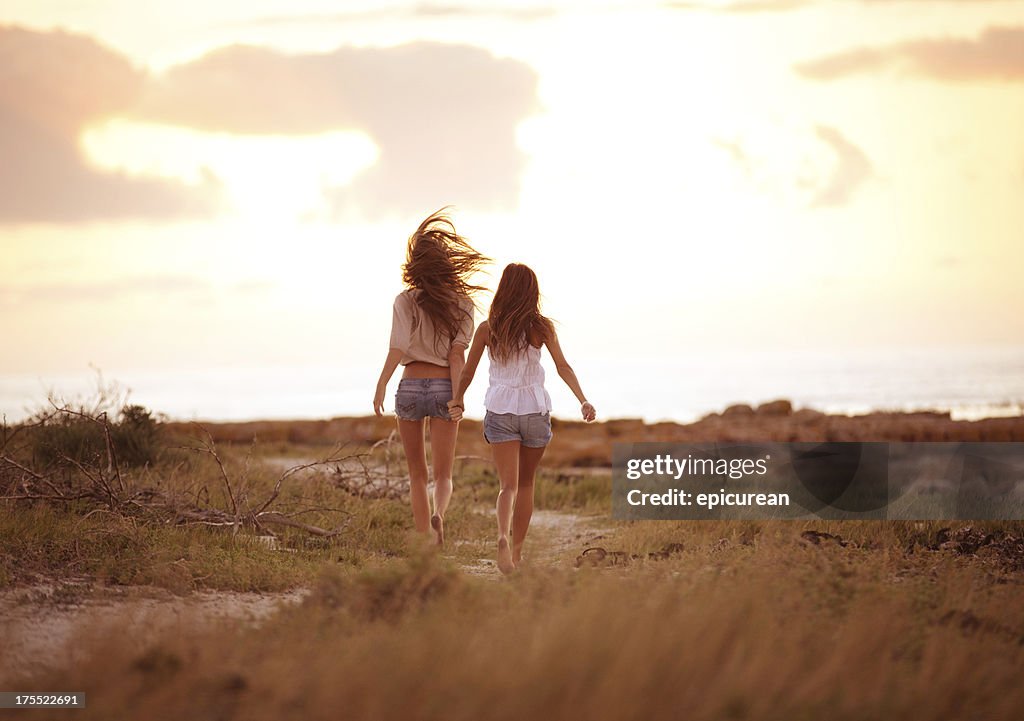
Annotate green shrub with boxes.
[28,404,165,470]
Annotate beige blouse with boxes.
[389,289,474,367]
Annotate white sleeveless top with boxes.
[484,344,552,414]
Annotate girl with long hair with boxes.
[374,209,489,546]
[448,263,595,573]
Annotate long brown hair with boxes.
[402,208,489,350]
[488,263,553,362]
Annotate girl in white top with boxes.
[450,263,595,574]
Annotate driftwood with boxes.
[162,500,349,538]
[170,427,354,537]
[328,432,411,500]
[327,434,492,502]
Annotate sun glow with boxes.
[80,119,380,219]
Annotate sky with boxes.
[1,0,1023,419]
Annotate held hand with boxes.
[581,401,596,422]
[373,386,386,417]
[447,398,464,422]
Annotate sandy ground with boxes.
[0,581,308,683]
[264,450,612,576]
[0,506,606,682]
[458,509,612,578]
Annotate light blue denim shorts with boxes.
[395,378,453,421]
[483,410,553,448]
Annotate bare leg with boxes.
[491,440,520,574]
[512,444,546,566]
[428,416,458,546]
[397,418,430,535]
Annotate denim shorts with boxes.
[395,378,453,421]
[483,410,553,448]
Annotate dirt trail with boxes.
[0,508,609,680]
[458,509,613,577]
[0,583,308,683]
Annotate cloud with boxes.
[860,0,1017,4]
[411,3,555,19]
[232,3,556,26]
[809,125,872,208]
[712,126,871,207]
[666,0,1020,14]
[670,0,1020,12]
[132,42,540,216]
[665,0,811,13]
[0,26,220,224]
[0,26,539,222]
[795,25,1024,82]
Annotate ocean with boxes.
[2,346,1022,424]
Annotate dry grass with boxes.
[4,402,1024,719]
[11,527,1024,721]
[0,424,495,591]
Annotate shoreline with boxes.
[164,400,1024,468]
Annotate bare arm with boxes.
[376,293,413,416]
[447,322,489,422]
[545,328,596,422]
[373,347,404,416]
[448,343,467,406]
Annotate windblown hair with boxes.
[488,263,554,362]
[402,208,490,351]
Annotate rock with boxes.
[574,547,634,568]
[604,419,647,437]
[647,542,685,560]
[722,404,755,418]
[757,399,793,416]
[800,530,848,547]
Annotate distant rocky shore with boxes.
[168,400,1024,468]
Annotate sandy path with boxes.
[0,507,611,680]
[0,582,308,683]
[458,509,613,577]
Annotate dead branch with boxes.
[254,511,348,538]
[1,454,48,480]
[3,414,357,541]
[279,506,353,518]
[173,507,237,527]
[0,492,94,502]
[180,423,239,522]
[58,451,117,509]
[252,442,356,515]
[98,411,125,494]
[330,451,408,500]
[1,410,58,452]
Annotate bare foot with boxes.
[512,544,523,568]
[497,536,515,575]
[430,514,444,547]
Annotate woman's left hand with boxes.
[581,401,596,422]
[373,386,386,416]
[447,399,465,422]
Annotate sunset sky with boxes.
[2,0,1023,420]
